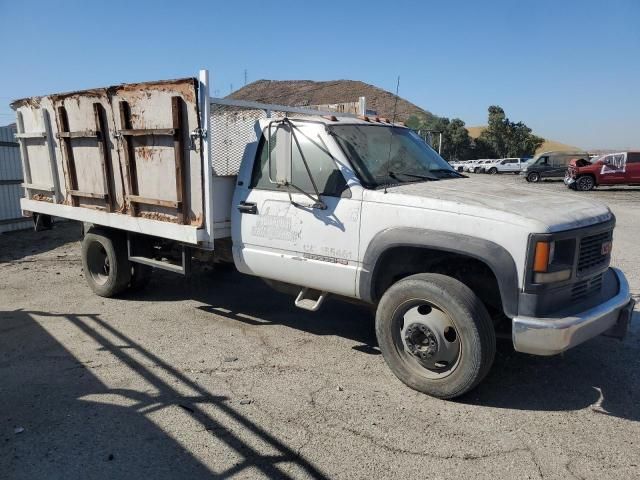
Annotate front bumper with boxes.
[564,175,576,186]
[513,268,633,355]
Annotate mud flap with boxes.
[603,299,635,340]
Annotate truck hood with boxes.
[372,178,612,233]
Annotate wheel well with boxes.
[577,173,596,183]
[372,247,503,315]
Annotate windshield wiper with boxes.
[388,170,439,181]
[428,168,465,178]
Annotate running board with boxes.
[294,288,328,311]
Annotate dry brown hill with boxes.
[467,126,582,155]
[230,80,578,154]
[229,79,435,123]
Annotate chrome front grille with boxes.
[577,230,612,276]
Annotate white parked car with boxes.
[449,160,470,172]
[474,159,495,173]
[478,159,501,173]
[464,159,485,173]
[485,158,527,175]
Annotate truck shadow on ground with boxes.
[0,221,79,263]
[125,267,640,422]
[0,309,330,479]
[464,313,640,422]
[129,266,380,354]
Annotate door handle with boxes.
[237,201,257,214]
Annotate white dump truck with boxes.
[11,70,634,399]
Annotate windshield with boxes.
[329,124,461,187]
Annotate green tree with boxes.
[480,106,509,157]
[479,105,544,158]
[407,114,472,161]
[405,114,424,131]
[468,137,496,159]
[447,118,471,160]
[505,121,544,157]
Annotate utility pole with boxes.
[230,83,233,94]
[244,69,247,86]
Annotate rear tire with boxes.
[129,263,153,291]
[576,175,595,191]
[81,228,131,297]
[527,172,540,183]
[375,273,495,399]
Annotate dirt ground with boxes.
[1,175,639,479]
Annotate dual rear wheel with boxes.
[81,228,152,297]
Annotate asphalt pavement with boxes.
[1,175,639,479]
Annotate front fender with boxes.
[359,228,520,318]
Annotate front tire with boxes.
[488,167,498,175]
[576,175,595,191]
[527,172,540,183]
[375,273,495,399]
[81,228,131,297]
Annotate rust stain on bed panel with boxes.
[139,211,178,223]
[190,213,203,227]
[110,78,197,104]
[12,77,196,109]
[32,194,54,203]
[10,97,42,109]
[136,146,154,161]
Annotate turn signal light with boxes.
[533,241,550,272]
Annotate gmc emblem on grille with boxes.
[601,241,612,255]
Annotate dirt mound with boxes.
[229,79,435,123]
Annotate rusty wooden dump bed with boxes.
[11,70,359,248]
[12,74,215,246]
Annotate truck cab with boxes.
[565,151,640,191]
[231,115,633,398]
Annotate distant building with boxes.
[1,123,30,233]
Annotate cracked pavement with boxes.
[1,175,639,479]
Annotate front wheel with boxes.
[527,172,541,183]
[576,175,595,191]
[488,167,498,175]
[375,273,496,399]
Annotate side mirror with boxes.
[268,121,292,185]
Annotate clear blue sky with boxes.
[1,0,638,149]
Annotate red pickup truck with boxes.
[565,151,640,191]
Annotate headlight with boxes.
[532,238,576,284]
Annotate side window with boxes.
[538,156,549,165]
[611,153,625,168]
[627,152,640,163]
[250,125,347,197]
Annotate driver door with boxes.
[231,121,362,297]
[599,153,626,185]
